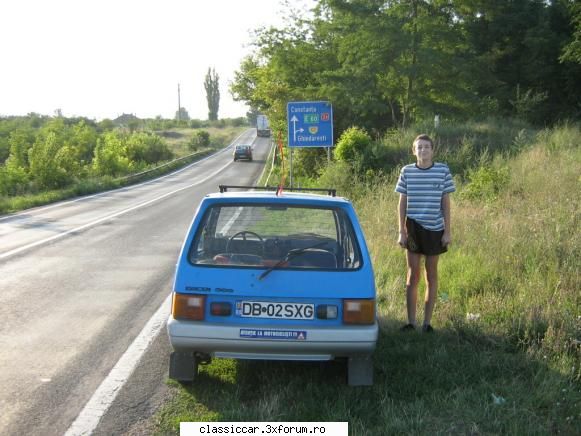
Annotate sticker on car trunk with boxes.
[240,329,307,340]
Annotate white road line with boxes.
[0,159,232,260]
[64,293,172,436]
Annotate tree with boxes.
[322,0,480,127]
[459,0,581,122]
[231,11,338,133]
[560,2,581,64]
[28,132,73,189]
[6,129,34,170]
[70,120,98,165]
[231,0,479,133]
[98,119,115,132]
[204,67,220,121]
[92,131,131,176]
[1,127,33,194]
[231,0,579,140]
[246,107,260,127]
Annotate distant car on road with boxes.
[167,185,378,386]
[233,144,253,161]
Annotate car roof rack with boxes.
[218,185,336,197]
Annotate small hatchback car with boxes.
[233,144,253,161]
[167,186,378,385]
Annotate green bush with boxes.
[334,126,372,163]
[292,147,327,177]
[28,132,75,189]
[461,164,510,201]
[126,132,172,164]
[189,130,211,150]
[317,160,368,199]
[228,117,248,127]
[0,165,29,196]
[92,131,131,177]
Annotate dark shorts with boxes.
[406,218,447,256]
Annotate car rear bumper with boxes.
[167,318,378,360]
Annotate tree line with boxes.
[0,116,175,196]
[0,113,251,208]
[231,0,581,136]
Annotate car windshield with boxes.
[189,204,362,270]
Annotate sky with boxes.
[0,0,297,121]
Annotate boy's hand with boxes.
[441,231,452,247]
[398,232,407,249]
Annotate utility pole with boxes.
[177,83,181,121]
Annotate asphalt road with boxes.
[0,129,272,435]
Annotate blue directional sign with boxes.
[287,101,333,148]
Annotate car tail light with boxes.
[172,294,205,321]
[316,305,338,320]
[343,299,375,325]
[210,302,232,316]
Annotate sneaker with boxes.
[400,323,416,332]
[422,324,434,333]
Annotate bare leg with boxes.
[405,251,422,326]
[423,255,439,327]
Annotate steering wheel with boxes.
[226,230,264,254]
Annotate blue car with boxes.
[167,186,378,386]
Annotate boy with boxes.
[395,134,455,332]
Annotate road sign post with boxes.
[287,101,333,186]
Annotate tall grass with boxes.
[154,122,580,434]
[373,117,535,179]
[359,122,580,360]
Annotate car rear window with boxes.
[189,204,362,270]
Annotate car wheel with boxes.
[169,351,199,383]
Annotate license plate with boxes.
[237,301,314,320]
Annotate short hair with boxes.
[412,134,434,151]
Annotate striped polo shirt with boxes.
[395,162,455,231]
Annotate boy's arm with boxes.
[441,193,451,246]
[398,194,407,247]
